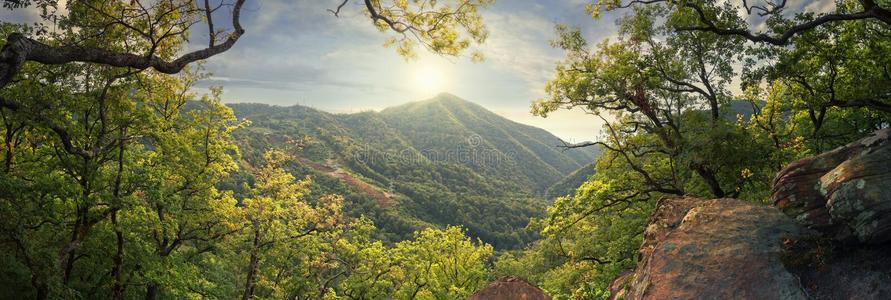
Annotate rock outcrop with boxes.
[771,128,891,244]
[467,277,551,300]
[610,129,891,299]
[615,197,813,299]
[612,196,891,300]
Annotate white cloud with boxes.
[186,0,615,140]
[477,9,561,96]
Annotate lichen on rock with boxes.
[771,128,891,244]
[615,198,813,300]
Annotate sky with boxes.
[0,0,836,142]
[184,0,626,143]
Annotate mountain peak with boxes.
[426,92,471,105]
[431,92,462,100]
[382,92,483,115]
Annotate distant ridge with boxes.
[379,93,597,191]
[227,93,599,249]
[230,93,597,191]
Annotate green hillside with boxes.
[380,93,597,192]
[546,162,598,199]
[227,94,598,249]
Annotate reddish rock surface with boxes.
[610,130,891,299]
[771,128,891,244]
[636,197,702,268]
[612,196,891,299]
[467,277,551,300]
[608,270,633,300]
[617,198,813,300]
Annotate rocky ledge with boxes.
[467,277,551,300]
[612,198,812,299]
[611,197,891,299]
[771,128,891,244]
[612,128,891,299]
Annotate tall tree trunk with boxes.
[33,282,48,300]
[111,210,125,300]
[61,216,81,284]
[145,283,158,300]
[242,221,262,300]
[111,128,126,300]
[1,115,20,173]
[62,170,94,284]
[693,163,725,198]
[242,252,260,300]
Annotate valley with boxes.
[227,93,599,249]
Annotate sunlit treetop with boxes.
[331,0,494,61]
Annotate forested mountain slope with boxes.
[227,94,597,249]
[545,162,598,199]
[380,93,597,191]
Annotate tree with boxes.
[741,5,891,152]
[519,1,891,297]
[1,0,493,93]
[534,4,773,199]
[582,1,891,116]
[586,0,891,45]
[238,149,344,300]
[0,47,242,300]
[391,226,493,299]
[125,77,244,300]
[332,0,494,60]
[0,0,247,90]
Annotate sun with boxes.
[413,64,447,93]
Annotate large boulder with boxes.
[612,197,891,299]
[617,197,813,300]
[771,128,891,244]
[467,277,551,300]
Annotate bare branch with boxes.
[557,140,605,150]
[328,0,350,17]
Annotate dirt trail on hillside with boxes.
[296,157,394,208]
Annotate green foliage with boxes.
[0,58,243,298]
[546,162,597,199]
[0,4,505,298]
[4,1,890,299]
[495,160,657,299]
[369,0,495,60]
[227,94,597,250]
[512,1,891,298]
[389,226,493,299]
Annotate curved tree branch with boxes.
[674,0,891,46]
[618,0,891,46]
[0,0,247,89]
[328,0,350,17]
